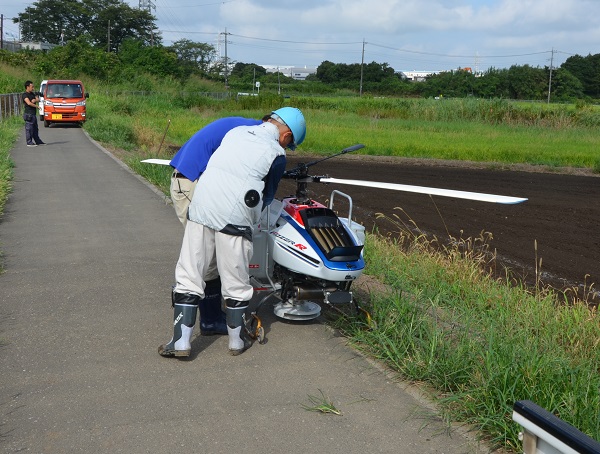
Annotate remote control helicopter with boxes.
[143,144,527,343]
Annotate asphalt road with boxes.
[0,126,490,453]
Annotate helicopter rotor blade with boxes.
[320,177,528,205]
[141,158,171,165]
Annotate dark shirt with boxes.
[263,155,286,209]
[22,92,37,115]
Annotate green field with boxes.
[81,90,600,189]
[1,90,599,451]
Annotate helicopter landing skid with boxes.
[273,299,321,321]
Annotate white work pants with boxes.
[174,221,254,302]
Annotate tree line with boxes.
[6,0,600,101]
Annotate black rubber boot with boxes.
[225,299,252,356]
[158,292,199,357]
[199,278,227,336]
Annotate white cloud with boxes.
[2,0,598,70]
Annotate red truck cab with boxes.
[42,79,89,127]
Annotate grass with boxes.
[301,390,343,416]
[82,92,600,172]
[0,116,20,274]
[343,227,600,450]
[0,117,20,218]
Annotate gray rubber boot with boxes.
[199,278,227,336]
[158,292,199,357]
[225,299,252,356]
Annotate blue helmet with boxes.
[272,107,306,150]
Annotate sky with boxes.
[1,0,599,72]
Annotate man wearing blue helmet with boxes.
[169,116,264,227]
[159,107,307,358]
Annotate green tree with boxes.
[474,67,510,98]
[506,64,547,100]
[35,35,121,79]
[362,61,396,83]
[13,0,157,49]
[230,63,267,83]
[90,1,159,51]
[421,69,476,98]
[169,39,217,76]
[118,39,181,79]
[550,68,584,101]
[13,0,86,43]
[561,53,600,98]
[314,61,338,84]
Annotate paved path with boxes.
[0,125,489,453]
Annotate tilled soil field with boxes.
[280,155,600,301]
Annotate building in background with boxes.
[263,65,318,81]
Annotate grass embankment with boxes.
[0,117,20,218]
[347,231,599,450]
[0,64,29,265]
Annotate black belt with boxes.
[173,172,186,179]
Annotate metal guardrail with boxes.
[0,93,22,121]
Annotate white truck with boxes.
[38,79,47,121]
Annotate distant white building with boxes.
[20,41,57,51]
[400,67,473,81]
[399,70,442,82]
[262,65,317,81]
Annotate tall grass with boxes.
[83,92,600,172]
[0,116,21,274]
[345,227,600,450]
[0,116,20,215]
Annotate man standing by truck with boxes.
[22,80,45,147]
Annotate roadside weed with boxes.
[301,390,342,416]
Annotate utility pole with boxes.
[222,28,229,90]
[107,20,110,52]
[359,39,365,96]
[547,48,555,104]
[1,15,4,51]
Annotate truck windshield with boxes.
[46,84,83,98]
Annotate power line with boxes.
[368,41,552,59]
[229,33,362,46]
[159,28,564,62]
[156,0,238,7]
[161,29,218,35]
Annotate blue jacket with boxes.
[170,117,262,181]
